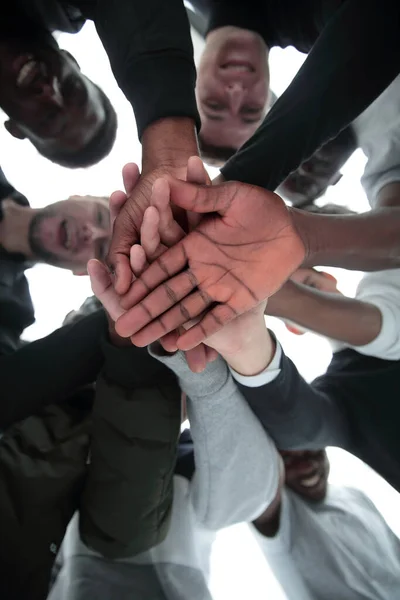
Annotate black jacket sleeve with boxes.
[0,167,29,208]
[0,310,106,430]
[79,340,181,558]
[222,0,400,189]
[237,348,351,451]
[73,0,199,138]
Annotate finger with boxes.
[159,331,179,353]
[151,178,185,246]
[122,163,140,195]
[176,304,238,350]
[130,245,148,277]
[183,345,207,373]
[186,156,209,230]
[205,347,219,362]
[141,206,162,259]
[87,259,125,321]
[120,241,189,310]
[109,190,128,227]
[160,330,208,372]
[127,290,213,346]
[117,270,203,338]
[160,176,234,215]
[186,155,210,185]
[106,211,140,295]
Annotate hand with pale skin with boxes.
[114,159,306,351]
[89,160,216,372]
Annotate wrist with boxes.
[290,208,318,267]
[141,117,198,172]
[221,323,275,377]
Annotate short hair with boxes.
[34,83,117,168]
[302,202,357,216]
[198,134,236,167]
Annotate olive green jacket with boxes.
[0,341,181,600]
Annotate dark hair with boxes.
[302,202,356,216]
[198,134,237,167]
[34,83,117,168]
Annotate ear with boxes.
[73,269,87,277]
[4,120,26,140]
[320,271,338,285]
[61,50,81,70]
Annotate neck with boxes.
[0,199,37,258]
[252,489,282,538]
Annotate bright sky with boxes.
[0,21,398,600]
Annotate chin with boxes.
[290,478,328,503]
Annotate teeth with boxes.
[224,64,252,73]
[65,222,71,250]
[300,474,321,488]
[17,60,37,87]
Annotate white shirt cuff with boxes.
[229,342,282,388]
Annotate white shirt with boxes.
[353,74,400,208]
[251,486,400,600]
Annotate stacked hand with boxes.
[90,158,271,370]
[90,159,217,371]
[113,160,306,351]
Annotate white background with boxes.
[0,22,398,599]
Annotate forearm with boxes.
[222,0,400,189]
[141,117,199,172]
[82,0,199,138]
[269,282,382,347]
[294,207,400,271]
[0,311,106,430]
[80,340,181,558]
[219,320,276,376]
[149,346,280,528]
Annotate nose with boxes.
[225,82,245,115]
[82,224,109,243]
[36,76,64,108]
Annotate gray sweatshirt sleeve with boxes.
[148,345,281,529]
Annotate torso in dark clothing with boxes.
[316,349,400,493]
[0,169,34,355]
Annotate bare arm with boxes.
[267,280,382,347]
[294,207,400,271]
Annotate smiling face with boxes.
[0,34,106,154]
[197,26,269,157]
[28,196,110,273]
[281,450,330,502]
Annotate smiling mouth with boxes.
[60,219,74,251]
[221,62,255,73]
[17,56,45,87]
[300,473,322,488]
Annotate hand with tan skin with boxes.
[115,159,305,351]
[89,161,217,372]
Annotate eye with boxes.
[241,106,262,116]
[205,100,225,111]
[97,208,103,226]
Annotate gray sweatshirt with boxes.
[48,347,280,600]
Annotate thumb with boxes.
[163,176,235,215]
[186,156,210,185]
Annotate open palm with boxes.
[117,177,306,350]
